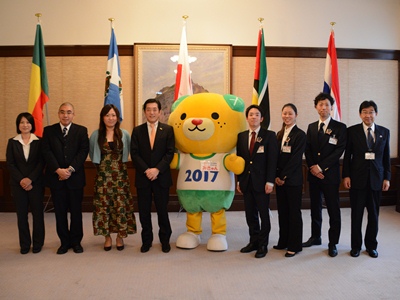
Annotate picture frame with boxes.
[134,43,232,125]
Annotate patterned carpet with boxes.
[1,206,399,299]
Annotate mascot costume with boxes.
[168,93,246,251]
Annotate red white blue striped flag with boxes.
[323,29,341,121]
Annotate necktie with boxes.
[150,123,156,149]
[63,127,68,137]
[249,131,256,155]
[367,127,374,149]
[318,122,324,144]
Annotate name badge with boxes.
[365,152,375,160]
[329,136,338,145]
[257,146,264,153]
[282,146,291,153]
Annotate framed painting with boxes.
[134,43,232,125]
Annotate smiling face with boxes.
[360,106,377,127]
[281,106,297,128]
[58,103,75,127]
[169,93,246,154]
[144,102,161,124]
[103,108,118,129]
[246,108,263,131]
[19,117,32,134]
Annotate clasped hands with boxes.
[56,168,72,181]
[20,178,32,191]
[145,168,159,181]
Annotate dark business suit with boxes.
[131,122,175,246]
[42,123,89,248]
[305,118,346,246]
[6,137,45,251]
[342,123,390,251]
[237,128,279,247]
[275,125,306,253]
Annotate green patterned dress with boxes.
[93,142,136,237]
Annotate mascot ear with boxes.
[223,94,245,113]
[171,95,190,112]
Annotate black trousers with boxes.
[349,183,381,251]
[243,186,271,247]
[309,182,341,246]
[51,186,84,247]
[137,183,172,246]
[276,185,303,252]
[11,185,45,250]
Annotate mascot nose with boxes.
[192,119,203,126]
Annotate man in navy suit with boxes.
[343,100,390,258]
[236,104,279,258]
[42,102,89,254]
[303,93,347,257]
[131,98,175,253]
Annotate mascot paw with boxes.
[207,234,228,252]
[176,232,201,249]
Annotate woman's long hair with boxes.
[276,103,298,141]
[98,104,123,153]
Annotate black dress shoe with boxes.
[273,245,287,250]
[350,249,360,257]
[57,246,69,255]
[366,249,378,258]
[72,244,84,254]
[240,243,259,253]
[285,251,297,257]
[140,244,152,253]
[162,244,171,253]
[328,245,338,257]
[20,248,30,254]
[302,237,322,247]
[32,246,42,254]
[104,245,112,251]
[255,246,268,258]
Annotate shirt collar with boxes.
[249,126,261,136]
[362,122,375,132]
[13,133,39,144]
[319,116,331,127]
[60,123,72,131]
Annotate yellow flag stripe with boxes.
[28,63,41,113]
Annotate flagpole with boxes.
[108,17,115,29]
[35,13,50,129]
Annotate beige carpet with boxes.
[0,206,399,300]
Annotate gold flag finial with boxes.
[35,13,42,23]
[330,22,336,28]
[258,17,264,24]
[182,15,189,20]
[108,18,115,29]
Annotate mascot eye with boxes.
[180,113,187,120]
[211,112,219,120]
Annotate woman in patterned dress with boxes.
[89,104,136,251]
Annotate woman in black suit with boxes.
[6,112,45,254]
[274,104,306,257]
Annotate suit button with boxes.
[248,171,251,174]
[318,153,321,156]
[250,161,253,164]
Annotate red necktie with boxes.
[249,131,256,155]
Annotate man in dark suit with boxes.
[303,92,347,257]
[236,104,279,258]
[42,102,89,254]
[343,100,390,258]
[131,98,175,253]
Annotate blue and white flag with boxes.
[104,28,123,121]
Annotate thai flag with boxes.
[104,28,123,121]
[323,29,341,121]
